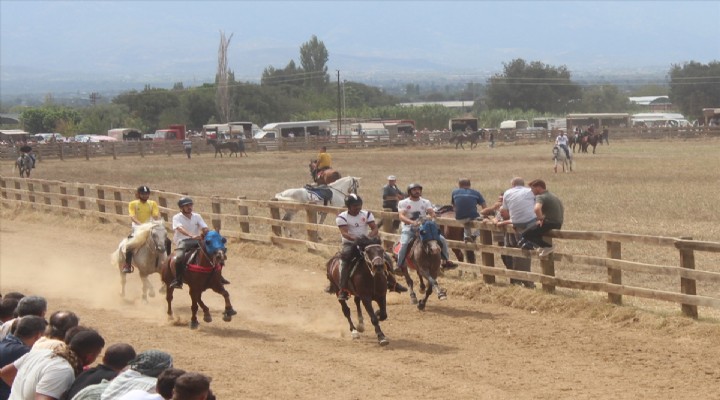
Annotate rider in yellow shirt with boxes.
[122,186,161,273]
[313,146,332,182]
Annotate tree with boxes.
[577,85,629,113]
[216,31,234,123]
[669,61,720,121]
[113,87,180,131]
[19,107,80,134]
[299,35,329,89]
[486,58,581,114]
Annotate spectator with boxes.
[0,316,47,400]
[0,299,19,324]
[451,178,487,242]
[497,177,537,288]
[182,139,192,159]
[64,343,137,399]
[381,175,404,231]
[521,179,564,257]
[0,296,47,340]
[99,350,173,399]
[33,311,79,352]
[1,329,105,400]
[172,372,211,400]
[0,294,23,302]
[116,368,186,400]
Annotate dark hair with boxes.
[0,298,19,320]
[2,292,25,301]
[156,368,186,399]
[173,372,211,398]
[68,329,105,359]
[528,179,546,190]
[48,311,79,340]
[15,296,47,317]
[103,343,137,370]
[14,315,48,340]
[64,325,90,344]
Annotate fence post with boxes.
[114,190,123,215]
[0,177,7,199]
[158,195,169,222]
[269,200,282,236]
[84,143,90,161]
[139,141,145,158]
[112,143,117,160]
[59,184,69,216]
[28,182,36,203]
[77,187,87,211]
[14,181,22,201]
[237,197,250,233]
[305,206,319,243]
[381,209,395,251]
[607,240,622,305]
[97,188,107,223]
[479,226,495,284]
[211,197,222,231]
[42,183,51,206]
[166,141,172,157]
[540,237,556,293]
[679,236,698,319]
[59,143,64,161]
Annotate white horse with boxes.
[273,176,361,234]
[553,145,573,173]
[111,221,168,302]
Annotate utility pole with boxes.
[337,70,341,134]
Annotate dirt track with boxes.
[2,212,720,399]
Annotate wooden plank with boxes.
[679,236,698,318]
[607,241,622,305]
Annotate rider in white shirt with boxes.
[555,131,571,159]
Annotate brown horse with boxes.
[326,236,389,346]
[308,160,341,184]
[580,133,601,154]
[162,231,236,329]
[435,206,476,264]
[393,218,447,310]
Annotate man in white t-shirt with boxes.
[395,183,457,272]
[498,177,537,288]
[170,197,209,289]
[334,195,406,300]
[554,131,571,159]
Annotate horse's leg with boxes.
[120,269,127,297]
[281,210,296,237]
[189,290,201,329]
[360,296,388,346]
[196,294,212,323]
[354,296,364,333]
[139,273,150,303]
[165,285,174,320]
[211,282,237,322]
[340,298,359,339]
[318,212,327,225]
[554,160,558,173]
[400,267,417,304]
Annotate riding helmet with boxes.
[344,194,363,207]
[407,183,423,192]
[177,197,194,207]
[137,185,151,194]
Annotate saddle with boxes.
[176,248,219,274]
[434,204,454,215]
[304,185,333,205]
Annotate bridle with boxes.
[359,243,385,277]
[328,177,358,198]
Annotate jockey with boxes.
[335,194,407,300]
[19,144,36,168]
[122,186,161,274]
[554,132,571,159]
[395,183,458,273]
[312,146,332,182]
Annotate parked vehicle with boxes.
[261,120,332,138]
[499,120,529,130]
[35,133,65,142]
[108,128,143,141]
[152,124,186,141]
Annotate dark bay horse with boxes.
[308,160,340,184]
[326,236,389,346]
[435,206,476,264]
[15,153,32,178]
[207,139,240,158]
[448,130,483,150]
[580,133,601,154]
[162,230,236,329]
[393,218,447,310]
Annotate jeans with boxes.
[522,222,561,248]
[396,227,451,269]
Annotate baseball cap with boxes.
[387,175,396,180]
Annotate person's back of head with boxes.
[172,372,211,400]
[2,292,25,301]
[47,310,79,340]
[129,349,174,378]
[156,368,186,399]
[15,295,47,318]
[458,178,471,188]
[13,315,48,345]
[103,342,137,372]
[0,298,19,322]
[68,329,105,366]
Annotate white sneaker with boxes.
[539,246,555,257]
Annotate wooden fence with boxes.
[2,126,719,161]
[2,176,720,319]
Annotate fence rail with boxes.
[2,176,720,319]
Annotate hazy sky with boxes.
[1,0,718,92]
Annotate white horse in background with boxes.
[553,145,573,173]
[273,176,361,234]
[111,221,168,302]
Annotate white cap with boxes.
[387,175,396,180]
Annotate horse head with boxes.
[203,230,227,265]
[417,218,442,255]
[150,222,168,253]
[354,236,385,276]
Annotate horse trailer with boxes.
[108,128,143,141]
[261,120,332,138]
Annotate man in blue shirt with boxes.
[451,178,487,242]
[0,316,47,399]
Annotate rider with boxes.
[122,186,161,274]
[335,194,407,301]
[312,146,332,182]
[169,197,209,289]
[554,131,571,160]
[395,183,458,273]
[19,144,36,169]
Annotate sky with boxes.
[1,0,719,96]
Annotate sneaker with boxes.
[392,266,404,276]
[538,246,555,257]
[520,241,535,250]
[442,260,458,270]
[121,264,132,274]
[337,291,349,301]
[169,280,183,289]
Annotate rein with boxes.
[328,178,358,198]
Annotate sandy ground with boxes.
[2,213,720,399]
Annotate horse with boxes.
[161,230,237,329]
[15,153,32,178]
[580,133,601,154]
[449,133,468,150]
[435,206,476,264]
[393,218,447,310]
[552,145,573,173]
[273,176,360,233]
[326,236,389,346]
[111,221,169,302]
[570,134,581,153]
[207,139,239,158]
[449,130,484,150]
[308,160,340,185]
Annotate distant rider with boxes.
[554,131,571,159]
[312,146,332,182]
[19,144,36,169]
[122,186,161,274]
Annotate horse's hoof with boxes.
[224,308,237,316]
[222,314,232,322]
[410,293,418,305]
[378,337,390,346]
[203,314,212,323]
[417,301,426,311]
[351,330,361,339]
[190,321,199,329]
[356,323,365,333]
[438,293,448,301]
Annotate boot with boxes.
[219,275,231,285]
[170,263,185,289]
[442,259,458,270]
[337,261,350,301]
[387,274,408,293]
[122,251,133,274]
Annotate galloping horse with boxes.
[111,221,169,302]
[15,153,32,178]
[273,176,360,232]
[580,133,601,154]
[207,139,240,158]
[394,218,447,310]
[435,206,475,264]
[308,160,341,185]
[162,230,237,329]
[448,130,484,150]
[326,236,389,346]
[552,145,573,173]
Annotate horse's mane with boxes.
[126,221,162,250]
[350,235,381,258]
